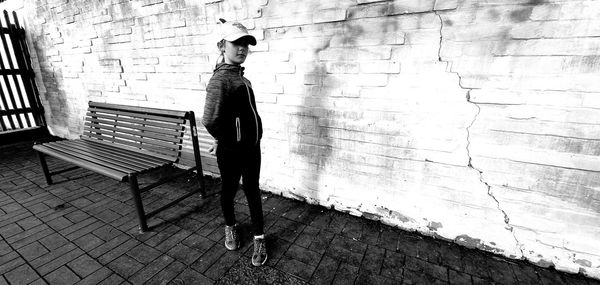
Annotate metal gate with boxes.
[0,10,45,139]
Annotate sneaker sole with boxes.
[225,242,240,251]
[252,255,268,267]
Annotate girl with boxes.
[202,19,267,267]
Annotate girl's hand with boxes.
[208,141,218,156]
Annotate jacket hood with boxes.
[214,63,244,75]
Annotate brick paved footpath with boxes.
[1,141,599,285]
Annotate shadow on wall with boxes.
[288,15,400,206]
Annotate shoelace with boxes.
[226,227,236,241]
[254,239,265,255]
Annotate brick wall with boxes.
[3,0,599,279]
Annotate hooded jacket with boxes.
[202,63,263,147]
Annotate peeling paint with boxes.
[455,234,501,253]
[375,206,415,223]
[575,259,592,267]
[427,221,443,231]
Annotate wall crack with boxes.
[434,11,525,258]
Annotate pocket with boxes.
[235,117,241,142]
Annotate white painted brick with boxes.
[389,0,435,15]
[325,62,359,74]
[348,2,390,19]
[319,46,392,61]
[313,8,346,24]
[360,61,401,74]
[434,0,458,11]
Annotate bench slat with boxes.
[41,142,150,173]
[85,112,185,133]
[55,140,164,169]
[81,136,180,162]
[84,122,182,144]
[67,140,167,164]
[82,128,181,153]
[89,107,186,124]
[89,101,188,118]
[34,144,130,181]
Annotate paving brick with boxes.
[67,254,103,277]
[0,252,23,275]
[174,267,213,284]
[17,241,49,261]
[403,269,447,285]
[144,224,182,247]
[538,267,569,285]
[59,217,99,237]
[487,258,518,284]
[38,232,69,250]
[37,247,85,276]
[449,269,473,284]
[97,273,126,285]
[355,271,398,285]
[88,234,130,258]
[332,262,359,285]
[341,217,362,239]
[191,242,227,273]
[127,243,162,264]
[107,254,145,278]
[511,261,542,284]
[311,255,339,284]
[276,255,316,281]
[266,237,292,264]
[45,265,80,285]
[144,260,186,285]
[154,228,193,252]
[3,264,40,285]
[284,244,321,265]
[381,249,405,280]
[64,209,92,223]
[129,255,175,284]
[73,233,105,252]
[76,266,113,285]
[360,244,385,274]
[166,243,202,265]
[0,240,11,256]
[308,229,335,254]
[461,251,492,279]
[378,227,400,252]
[404,256,448,281]
[6,223,51,245]
[16,216,43,230]
[97,239,140,265]
[181,233,215,254]
[65,220,107,241]
[205,250,243,280]
[0,223,23,238]
[293,225,319,249]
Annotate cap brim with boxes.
[223,34,257,46]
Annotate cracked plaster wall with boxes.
[3,0,599,279]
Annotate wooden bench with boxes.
[33,101,206,232]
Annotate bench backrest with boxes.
[81,101,190,162]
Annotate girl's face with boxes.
[223,37,252,65]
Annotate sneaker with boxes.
[252,237,268,266]
[224,225,239,250]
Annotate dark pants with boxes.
[216,143,264,236]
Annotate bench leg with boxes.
[36,151,53,185]
[128,174,149,233]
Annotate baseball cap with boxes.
[219,19,257,46]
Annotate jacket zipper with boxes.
[240,69,259,145]
[235,117,241,142]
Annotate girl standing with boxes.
[202,19,267,267]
